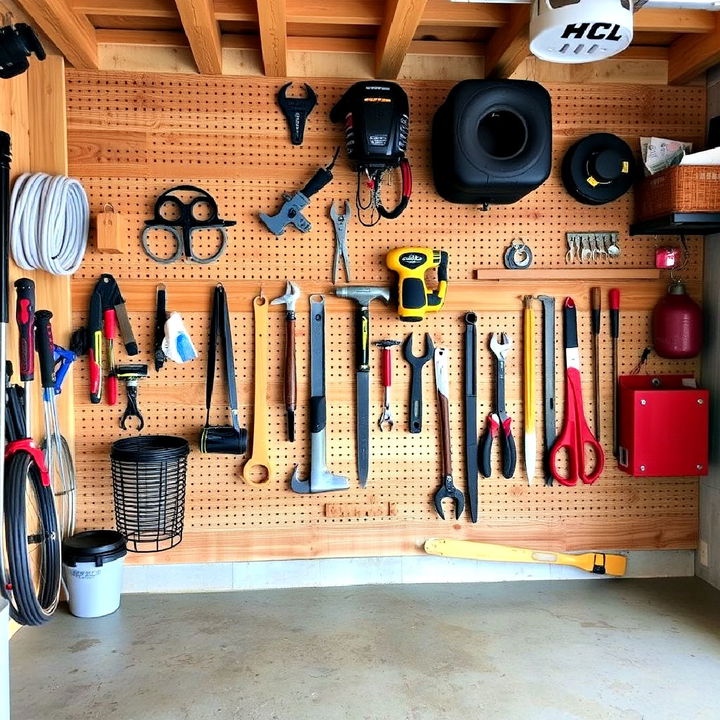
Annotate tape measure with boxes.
[386,247,448,322]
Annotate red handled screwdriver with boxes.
[609,288,620,459]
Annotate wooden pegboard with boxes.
[67,71,704,562]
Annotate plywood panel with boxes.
[66,71,704,563]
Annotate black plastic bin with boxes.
[110,436,189,553]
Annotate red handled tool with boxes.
[375,340,400,431]
[14,278,35,431]
[609,289,620,459]
[591,287,601,441]
[550,298,604,486]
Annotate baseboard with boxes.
[121,550,695,594]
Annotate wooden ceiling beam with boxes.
[422,0,507,28]
[256,0,288,76]
[15,0,98,69]
[96,28,189,46]
[376,0,429,78]
[634,8,716,34]
[668,15,720,85]
[71,0,177,17]
[174,0,222,74]
[484,5,529,79]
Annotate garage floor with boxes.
[10,578,720,720]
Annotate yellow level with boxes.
[424,539,627,577]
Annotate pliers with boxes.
[480,333,517,479]
[329,200,351,284]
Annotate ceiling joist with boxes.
[668,13,720,85]
[485,5,530,79]
[255,0,288,77]
[376,0,429,79]
[174,0,222,74]
[16,0,98,69]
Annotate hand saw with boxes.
[424,538,627,577]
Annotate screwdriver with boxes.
[523,296,536,485]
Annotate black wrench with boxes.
[277,82,317,146]
[402,332,434,433]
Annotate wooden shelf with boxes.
[630,213,720,236]
[474,268,662,281]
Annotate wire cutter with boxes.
[329,200,352,284]
[480,333,517,479]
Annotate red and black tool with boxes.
[87,274,138,405]
[14,277,35,430]
[591,287,601,441]
[550,298,604,486]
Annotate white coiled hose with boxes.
[10,173,89,275]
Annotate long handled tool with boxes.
[14,277,35,433]
[591,287,601,441]
[424,539,627,577]
[537,295,556,486]
[334,285,391,487]
[0,131,13,601]
[433,347,464,520]
[523,297,536,485]
[242,293,273,484]
[291,295,348,494]
[464,313,479,523]
[609,288,620,458]
[271,280,300,441]
[36,310,76,539]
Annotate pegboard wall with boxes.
[66,71,705,564]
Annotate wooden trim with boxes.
[123,516,698,566]
[174,0,223,74]
[376,0,430,79]
[474,269,662,282]
[485,4,530,79]
[15,0,98,70]
[256,0,288,77]
[669,16,720,85]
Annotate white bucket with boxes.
[62,530,127,618]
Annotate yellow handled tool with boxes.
[523,296,536,485]
[242,294,273,484]
[386,247,448,322]
[424,538,627,577]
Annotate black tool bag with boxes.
[432,79,552,206]
[199,284,247,455]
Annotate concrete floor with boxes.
[10,578,720,720]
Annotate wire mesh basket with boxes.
[110,436,189,553]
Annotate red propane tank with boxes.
[652,281,703,359]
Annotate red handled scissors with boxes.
[550,298,605,485]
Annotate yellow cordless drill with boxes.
[386,248,449,322]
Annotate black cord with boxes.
[3,381,61,625]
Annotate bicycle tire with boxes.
[4,450,61,626]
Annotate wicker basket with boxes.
[635,165,720,222]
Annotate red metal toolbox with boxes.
[618,375,708,477]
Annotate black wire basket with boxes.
[110,436,189,553]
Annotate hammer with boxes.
[334,285,391,487]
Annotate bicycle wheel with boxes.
[4,450,61,626]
